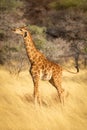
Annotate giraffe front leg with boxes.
[33,76,41,106]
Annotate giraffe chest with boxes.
[40,69,52,81]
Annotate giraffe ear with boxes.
[24,31,27,37]
[22,25,28,29]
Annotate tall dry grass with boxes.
[0,66,87,130]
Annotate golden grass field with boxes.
[0,66,87,130]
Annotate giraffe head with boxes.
[12,26,28,37]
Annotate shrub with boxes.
[28,25,47,50]
[0,32,5,41]
[48,0,87,10]
[84,47,87,53]
[29,25,46,35]
[0,0,23,11]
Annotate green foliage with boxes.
[9,47,19,52]
[34,37,46,50]
[0,0,22,11]
[28,25,47,50]
[0,32,5,41]
[49,0,87,10]
[84,47,87,53]
[29,25,46,35]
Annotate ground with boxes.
[0,66,87,130]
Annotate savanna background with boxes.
[0,0,87,130]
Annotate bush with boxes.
[84,47,87,53]
[0,32,5,41]
[29,25,46,35]
[0,0,22,11]
[49,0,87,10]
[28,25,47,50]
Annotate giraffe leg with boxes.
[49,76,65,105]
[33,76,41,106]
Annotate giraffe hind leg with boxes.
[49,76,65,105]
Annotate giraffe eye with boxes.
[20,29,22,31]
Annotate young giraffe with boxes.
[12,26,65,105]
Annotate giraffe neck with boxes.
[23,31,39,64]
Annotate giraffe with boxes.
[12,26,65,105]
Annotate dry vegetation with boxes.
[0,66,87,130]
[0,1,87,129]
